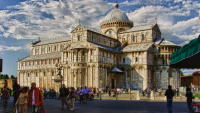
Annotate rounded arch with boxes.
[105,29,115,35]
[117,28,125,33]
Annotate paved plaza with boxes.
[0,95,193,113]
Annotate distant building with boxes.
[17,2,181,91]
[192,71,200,86]
[0,59,2,75]
[181,76,193,88]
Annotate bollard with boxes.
[137,90,141,100]
[180,93,182,100]
[130,92,131,100]
[150,91,155,100]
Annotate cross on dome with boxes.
[114,1,118,9]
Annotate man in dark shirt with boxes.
[165,85,174,113]
[1,86,10,111]
[60,84,70,110]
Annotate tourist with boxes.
[27,82,43,113]
[176,88,179,97]
[15,87,28,113]
[159,88,162,96]
[165,85,174,113]
[146,88,150,98]
[83,86,89,103]
[186,88,193,113]
[79,87,84,103]
[1,86,10,111]
[13,86,21,105]
[57,87,62,100]
[60,84,70,110]
[13,81,20,105]
[75,88,80,102]
[97,88,99,97]
[108,88,111,97]
[69,87,75,110]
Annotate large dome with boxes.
[102,2,129,23]
[100,2,133,28]
[103,8,129,22]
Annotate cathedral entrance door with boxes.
[111,79,115,89]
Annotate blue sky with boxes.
[0,0,200,77]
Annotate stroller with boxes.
[192,101,200,113]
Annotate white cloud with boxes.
[181,69,200,75]
[0,44,22,52]
[0,0,112,40]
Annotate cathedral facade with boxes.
[17,2,181,91]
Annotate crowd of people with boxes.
[11,82,93,112]
[0,82,196,113]
[139,87,179,98]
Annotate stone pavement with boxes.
[0,96,193,113]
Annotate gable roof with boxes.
[71,44,86,49]
[120,43,154,52]
[154,38,180,47]
[160,40,179,46]
[121,23,157,33]
[19,53,61,62]
[71,25,118,40]
[33,37,71,46]
[89,42,119,52]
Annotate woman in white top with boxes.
[15,87,28,113]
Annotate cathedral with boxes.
[17,2,181,91]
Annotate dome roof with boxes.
[102,2,129,23]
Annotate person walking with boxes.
[83,86,89,103]
[186,88,193,113]
[60,84,70,110]
[1,86,10,111]
[15,87,28,113]
[108,88,111,97]
[27,82,43,113]
[79,87,84,104]
[159,88,162,96]
[69,87,75,110]
[13,81,20,105]
[165,85,174,113]
[57,87,62,100]
[146,88,150,98]
[75,88,80,102]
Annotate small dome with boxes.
[102,2,129,23]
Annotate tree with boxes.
[0,74,9,79]
[10,75,16,79]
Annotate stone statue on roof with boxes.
[55,63,63,79]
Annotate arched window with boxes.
[132,35,135,42]
[49,47,51,51]
[109,31,112,34]
[82,51,85,55]
[28,73,29,77]
[60,45,63,50]
[36,72,37,77]
[136,57,138,62]
[44,72,46,77]
[123,58,125,64]
[142,34,145,41]
[78,35,81,41]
